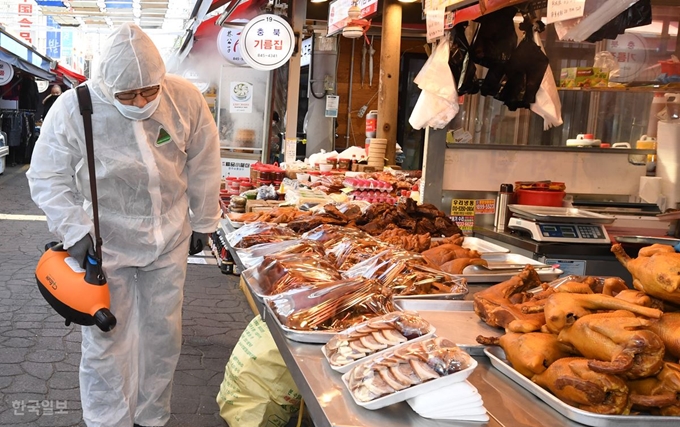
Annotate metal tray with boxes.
[508,205,615,224]
[457,253,563,283]
[615,235,680,247]
[394,300,502,356]
[461,236,510,254]
[263,301,334,344]
[485,346,680,426]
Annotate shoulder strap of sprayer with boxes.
[75,85,103,268]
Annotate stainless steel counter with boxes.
[220,221,581,426]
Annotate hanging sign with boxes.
[284,138,297,164]
[545,0,585,24]
[0,61,14,86]
[217,26,246,66]
[229,82,253,113]
[300,37,313,67]
[327,0,379,36]
[220,157,258,179]
[426,9,445,43]
[240,14,295,71]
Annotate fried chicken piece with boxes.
[532,357,631,415]
[477,332,572,378]
[428,234,464,249]
[558,311,665,379]
[612,243,680,305]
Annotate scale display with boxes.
[508,217,611,244]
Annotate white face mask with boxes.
[113,95,161,121]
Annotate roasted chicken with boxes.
[647,313,680,360]
[540,292,663,334]
[473,266,546,332]
[476,332,571,378]
[532,357,631,415]
[421,244,481,266]
[557,311,665,379]
[628,362,680,415]
[612,243,680,305]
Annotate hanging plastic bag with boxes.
[530,32,563,130]
[487,16,549,111]
[448,22,479,95]
[216,315,301,427]
[470,6,518,69]
[409,39,460,130]
[585,0,651,42]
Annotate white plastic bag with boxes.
[530,33,563,130]
[409,40,460,130]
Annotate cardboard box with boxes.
[559,67,608,88]
[245,200,270,213]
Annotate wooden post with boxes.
[284,0,307,144]
[376,0,401,165]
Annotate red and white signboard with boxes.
[217,25,247,66]
[240,14,295,71]
[327,0,378,36]
[0,61,14,86]
[17,0,34,45]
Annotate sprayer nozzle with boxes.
[94,308,117,332]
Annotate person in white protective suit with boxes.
[26,23,221,427]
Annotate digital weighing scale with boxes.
[507,205,615,244]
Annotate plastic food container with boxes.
[515,189,565,207]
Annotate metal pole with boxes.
[346,38,355,147]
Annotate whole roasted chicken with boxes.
[476,332,571,378]
[473,266,546,333]
[539,292,662,334]
[612,243,680,305]
[647,313,680,360]
[557,311,665,380]
[532,357,631,415]
[628,362,680,415]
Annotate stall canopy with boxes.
[53,64,87,87]
[0,29,55,81]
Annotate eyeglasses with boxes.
[115,86,160,101]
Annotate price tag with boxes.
[546,0,585,24]
[284,139,298,164]
[426,9,445,43]
[325,95,339,118]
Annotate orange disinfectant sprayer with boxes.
[34,85,116,332]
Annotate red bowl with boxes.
[515,189,565,207]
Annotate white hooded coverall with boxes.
[27,23,221,427]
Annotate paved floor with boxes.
[0,164,254,427]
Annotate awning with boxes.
[53,64,87,87]
[0,49,55,81]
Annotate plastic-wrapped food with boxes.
[257,184,278,201]
[327,237,388,270]
[245,252,342,297]
[226,222,297,248]
[323,312,433,369]
[301,224,375,247]
[236,239,326,270]
[345,337,473,402]
[267,278,394,331]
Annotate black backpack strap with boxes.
[75,85,103,267]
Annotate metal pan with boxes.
[615,235,680,247]
[485,346,680,426]
[263,302,334,344]
[394,300,502,356]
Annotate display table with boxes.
[221,231,583,427]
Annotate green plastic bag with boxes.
[217,315,301,427]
